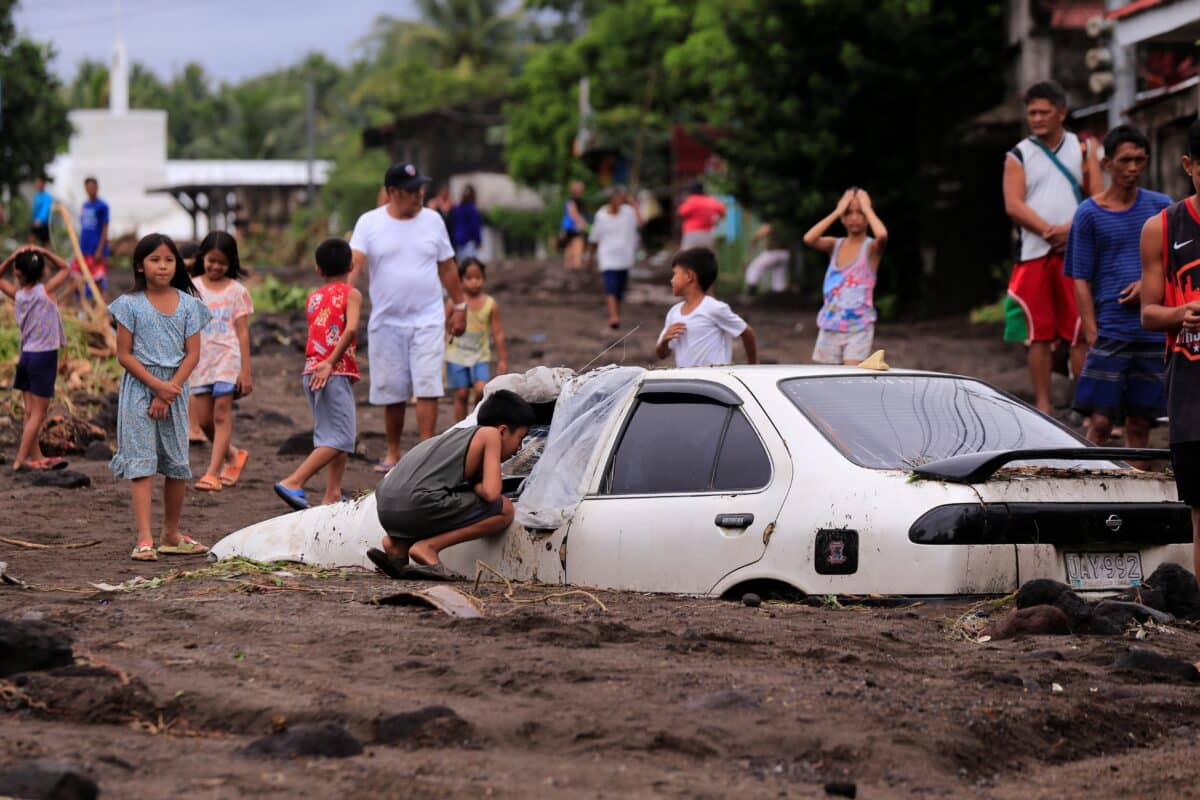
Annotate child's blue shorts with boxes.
[14,349,58,398]
[446,362,490,390]
[1073,336,1166,422]
[190,381,237,397]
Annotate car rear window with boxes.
[779,375,1086,470]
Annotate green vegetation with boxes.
[247,276,309,313]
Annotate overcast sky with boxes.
[14,0,417,83]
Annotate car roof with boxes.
[640,364,959,381]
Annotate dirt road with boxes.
[1,260,1195,798]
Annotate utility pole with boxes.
[1105,0,1136,128]
[305,76,316,208]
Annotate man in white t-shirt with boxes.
[656,248,757,367]
[349,162,468,471]
[588,185,642,329]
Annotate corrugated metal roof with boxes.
[1108,0,1173,20]
[160,160,332,188]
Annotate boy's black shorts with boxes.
[382,496,505,542]
[1171,441,1200,507]
[29,224,49,245]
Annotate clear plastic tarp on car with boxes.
[515,365,646,530]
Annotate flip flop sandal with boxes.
[398,562,457,581]
[193,475,223,492]
[131,545,158,561]
[189,434,208,444]
[274,482,310,511]
[43,457,68,470]
[219,449,250,486]
[373,461,397,475]
[366,547,408,579]
[158,536,208,556]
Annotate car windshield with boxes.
[779,375,1088,470]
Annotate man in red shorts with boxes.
[1002,81,1100,413]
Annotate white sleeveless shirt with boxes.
[1010,131,1084,262]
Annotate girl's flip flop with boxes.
[220,449,250,486]
[373,461,396,475]
[157,536,208,556]
[131,545,158,561]
[193,475,223,492]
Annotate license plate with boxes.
[1064,551,1143,590]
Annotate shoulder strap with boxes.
[1028,136,1083,203]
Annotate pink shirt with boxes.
[677,194,726,233]
[193,279,253,386]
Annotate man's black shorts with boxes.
[29,224,49,245]
[1170,441,1200,507]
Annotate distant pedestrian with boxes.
[588,185,642,330]
[446,257,508,421]
[0,245,72,471]
[1066,125,1170,455]
[275,238,362,510]
[190,232,253,492]
[108,234,211,562]
[560,180,590,270]
[73,176,110,297]
[803,188,888,365]
[1140,118,1200,579]
[656,247,757,368]
[29,177,53,246]
[449,184,483,260]
[427,184,453,229]
[677,182,726,251]
[743,223,790,296]
[1002,80,1100,413]
[349,163,467,472]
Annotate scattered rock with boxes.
[1021,649,1065,661]
[276,431,314,456]
[374,705,473,747]
[1111,646,1199,682]
[684,689,760,711]
[986,605,1071,639]
[0,618,74,677]
[824,781,857,798]
[741,592,762,608]
[0,760,98,800]
[259,409,295,427]
[83,440,113,461]
[1144,564,1200,619]
[241,722,363,759]
[13,470,91,489]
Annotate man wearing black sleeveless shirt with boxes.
[1141,118,1200,579]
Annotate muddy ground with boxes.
[1,259,1196,798]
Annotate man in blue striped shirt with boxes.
[1065,125,1171,453]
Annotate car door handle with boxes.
[715,514,754,528]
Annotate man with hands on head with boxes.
[349,163,468,474]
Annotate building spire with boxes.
[110,0,128,114]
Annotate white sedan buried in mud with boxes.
[212,365,1193,597]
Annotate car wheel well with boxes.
[720,578,805,603]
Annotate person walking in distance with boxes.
[1003,81,1101,413]
[588,185,642,330]
[677,182,726,251]
[349,163,467,474]
[29,177,53,246]
[560,181,590,271]
[74,177,110,298]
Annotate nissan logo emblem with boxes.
[1105,514,1123,532]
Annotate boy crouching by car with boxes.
[366,389,535,579]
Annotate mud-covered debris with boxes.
[0,562,26,587]
[1143,563,1200,618]
[374,705,473,747]
[277,431,315,456]
[241,722,363,759]
[374,585,483,618]
[13,470,91,489]
[83,440,113,460]
[824,781,857,798]
[1093,600,1175,628]
[0,760,98,800]
[1111,646,1200,682]
[741,592,762,608]
[986,605,1071,640]
[0,618,73,677]
[684,689,760,711]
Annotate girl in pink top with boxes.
[0,245,73,470]
[190,232,254,492]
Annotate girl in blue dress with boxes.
[109,234,212,561]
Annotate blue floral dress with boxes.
[108,290,211,480]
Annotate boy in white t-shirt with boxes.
[656,248,758,368]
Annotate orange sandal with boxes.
[193,475,223,492]
[220,449,249,487]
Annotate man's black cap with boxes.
[384,162,432,191]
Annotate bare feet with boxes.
[407,541,439,567]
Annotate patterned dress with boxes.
[108,291,211,480]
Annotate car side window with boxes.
[712,409,771,490]
[606,396,770,495]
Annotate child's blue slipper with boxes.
[274,482,310,511]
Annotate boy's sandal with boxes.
[400,562,457,582]
[219,449,250,486]
[42,457,68,470]
[157,536,208,556]
[274,482,310,511]
[131,545,158,561]
[366,547,408,579]
[193,475,223,492]
[372,461,396,475]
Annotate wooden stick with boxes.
[54,203,116,353]
[0,536,101,550]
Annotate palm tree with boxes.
[365,0,523,73]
